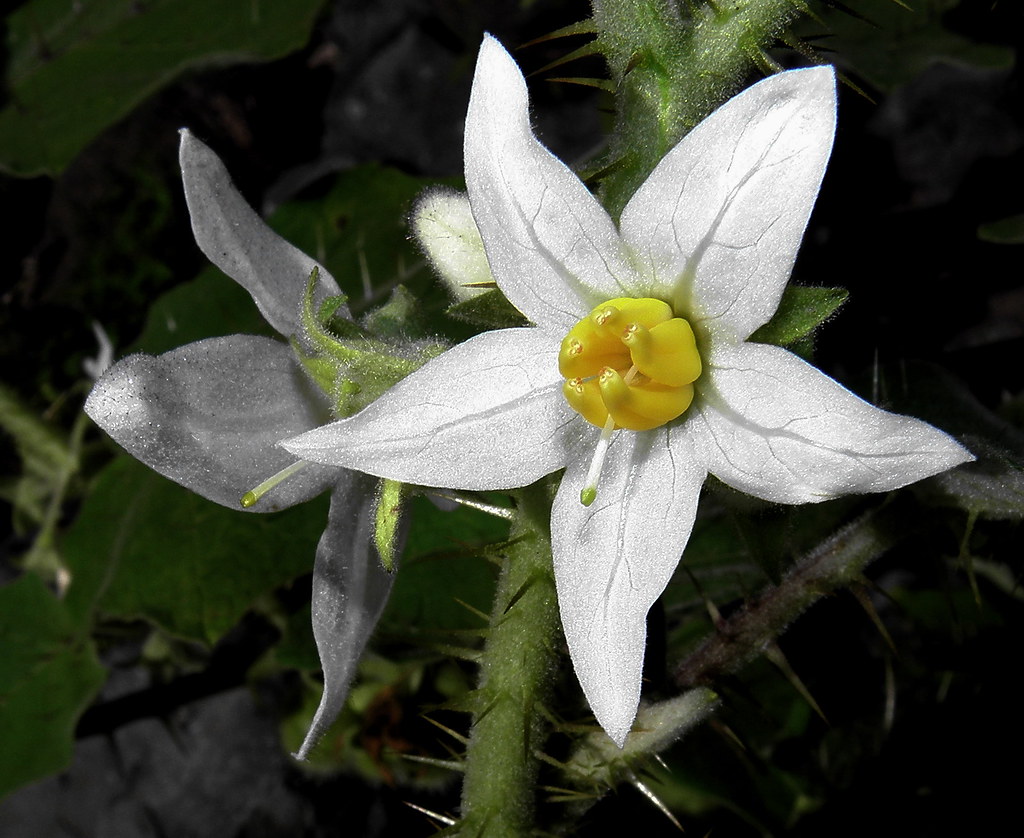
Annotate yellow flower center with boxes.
[559,297,702,432]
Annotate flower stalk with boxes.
[459,481,562,836]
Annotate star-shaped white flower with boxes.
[85,130,394,758]
[284,37,973,745]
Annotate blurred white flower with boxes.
[82,321,113,381]
[85,130,393,759]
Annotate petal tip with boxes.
[603,720,631,749]
[471,32,525,108]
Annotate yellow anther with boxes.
[597,367,694,431]
[559,329,625,379]
[592,305,619,329]
[621,318,702,387]
[558,297,702,433]
[563,377,611,428]
[562,298,701,505]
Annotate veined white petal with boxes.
[551,427,706,746]
[411,187,493,301]
[283,328,573,490]
[179,129,342,338]
[296,474,397,760]
[465,35,637,331]
[84,336,338,512]
[693,342,975,503]
[621,67,836,344]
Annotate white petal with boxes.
[296,474,397,759]
[465,36,638,331]
[84,336,338,512]
[179,129,342,337]
[283,328,573,490]
[692,342,975,503]
[621,67,836,343]
[410,187,493,301]
[551,426,706,746]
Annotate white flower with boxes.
[284,37,973,746]
[85,130,394,759]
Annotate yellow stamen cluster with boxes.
[559,298,701,431]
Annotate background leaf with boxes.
[0,573,106,800]
[382,495,506,633]
[0,0,326,175]
[62,455,327,644]
[793,0,1014,92]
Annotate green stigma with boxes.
[239,460,308,509]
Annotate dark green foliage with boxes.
[0,574,106,798]
[0,0,327,175]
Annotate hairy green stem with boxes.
[459,482,561,836]
[674,501,911,690]
[22,403,88,584]
[592,0,804,219]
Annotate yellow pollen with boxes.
[558,297,701,432]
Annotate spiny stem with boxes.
[459,481,562,836]
[673,501,912,690]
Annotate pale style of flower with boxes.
[84,130,394,759]
[284,37,974,745]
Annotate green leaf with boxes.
[793,0,1014,92]
[446,288,530,331]
[749,285,848,348]
[0,382,74,531]
[0,573,106,800]
[130,264,272,356]
[978,214,1024,244]
[0,0,326,175]
[62,456,328,644]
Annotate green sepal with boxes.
[374,479,408,573]
[447,288,530,330]
[750,285,848,348]
[362,285,419,339]
[318,294,358,337]
[297,267,445,417]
